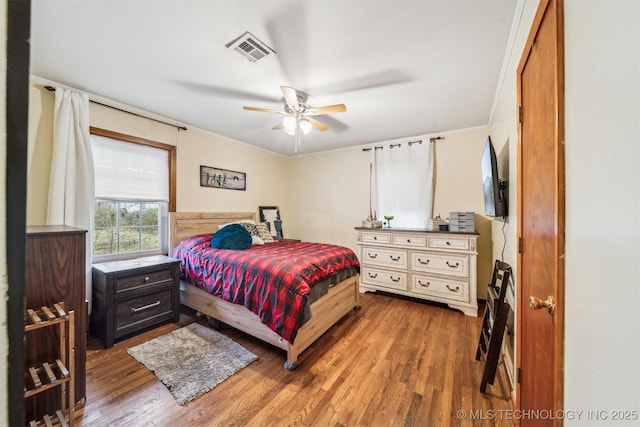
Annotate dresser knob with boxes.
[144,276,150,282]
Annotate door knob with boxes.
[529,295,555,315]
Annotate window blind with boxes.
[90,134,169,201]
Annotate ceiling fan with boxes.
[243,86,346,150]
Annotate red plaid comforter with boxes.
[171,234,360,344]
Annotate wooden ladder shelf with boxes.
[24,302,75,427]
[475,260,512,393]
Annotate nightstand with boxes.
[91,255,180,348]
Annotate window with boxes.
[372,141,434,228]
[90,128,176,261]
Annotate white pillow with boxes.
[251,235,265,245]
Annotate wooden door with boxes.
[516,0,565,425]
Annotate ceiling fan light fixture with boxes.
[299,120,312,134]
[284,127,296,136]
[283,116,297,131]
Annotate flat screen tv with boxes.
[481,136,508,218]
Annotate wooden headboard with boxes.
[169,212,256,252]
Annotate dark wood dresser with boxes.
[25,225,87,419]
[91,255,181,348]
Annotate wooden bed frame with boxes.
[169,212,360,369]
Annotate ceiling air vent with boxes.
[225,31,275,63]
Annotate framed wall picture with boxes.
[259,206,283,239]
[200,165,246,190]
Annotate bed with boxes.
[169,212,361,369]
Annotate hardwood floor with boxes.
[75,292,513,426]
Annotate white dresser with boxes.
[355,227,478,316]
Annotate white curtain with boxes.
[372,140,434,228]
[48,88,95,311]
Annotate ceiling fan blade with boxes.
[243,106,282,114]
[306,117,329,132]
[281,86,300,111]
[272,121,284,130]
[305,104,347,116]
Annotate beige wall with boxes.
[288,127,496,296]
[27,81,291,236]
[28,80,496,297]
[484,0,538,395]
[487,0,640,415]
[563,0,639,420]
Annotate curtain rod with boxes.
[43,85,187,131]
[362,136,444,152]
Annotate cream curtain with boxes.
[48,87,95,310]
[372,140,434,228]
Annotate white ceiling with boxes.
[30,0,519,157]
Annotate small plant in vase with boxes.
[384,215,394,228]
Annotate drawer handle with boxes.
[131,301,160,313]
[446,261,460,268]
[368,272,378,279]
[418,280,430,287]
[144,276,150,282]
[390,255,401,261]
[446,285,460,293]
[367,252,378,259]
[406,239,411,243]
[446,241,451,246]
[390,276,401,283]
[418,258,430,265]
[373,236,377,240]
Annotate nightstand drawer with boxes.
[116,269,175,293]
[116,288,175,337]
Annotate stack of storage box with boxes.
[449,212,475,232]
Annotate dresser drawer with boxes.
[361,231,391,244]
[392,233,427,248]
[427,235,470,251]
[410,252,469,278]
[115,288,175,337]
[361,266,407,291]
[362,246,407,269]
[116,268,175,293]
[411,274,468,302]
